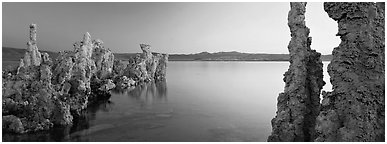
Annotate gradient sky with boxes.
[2,2,340,54]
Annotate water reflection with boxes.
[2,80,168,142]
[110,80,168,109]
[126,80,168,106]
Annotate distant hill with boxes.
[2,47,60,70]
[169,51,332,61]
[2,47,332,69]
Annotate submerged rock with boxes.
[268,2,325,142]
[315,2,385,142]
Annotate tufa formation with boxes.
[315,2,385,142]
[268,2,325,142]
[2,24,169,134]
[269,2,385,142]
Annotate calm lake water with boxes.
[3,61,331,142]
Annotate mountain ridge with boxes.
[2,47,332,68]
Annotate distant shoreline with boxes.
[2,47,332,68]
[167,59,332,62]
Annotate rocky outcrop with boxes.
[113,60,127,76]
[315,2,385,142]
[268,2,325,142]
[114,76,136,89]
[155,53,168,81]
[91,39,114,80]
[269,2,385,142]
[51,33,98,116]
[2,115,24,133]
[121,44,168,83]
[2,24,57,133]
[2,26,108,133]
[97,79,116,91]
[51,97,73,126]
[3,24,169,135]
[20,24,42,68]
[70,32,97,95]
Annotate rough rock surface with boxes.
[51,97,73,126]
[3,24,57,133]
[124,54,148,82]
[19,24,42,68]
[97,79,116,91]
[268,2,325,142]
[3,24,169,135]
[91,39,114,80]
[70,32,97,95]
[2,115,25,133]
[51,33,98,116]
[121,44,169,83]
[315,2,385,142]
[114,76,136,89]
[155,53,169,81]
[112,60,127,76]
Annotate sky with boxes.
[2,2,340,54]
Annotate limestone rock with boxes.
[268,2,325,142]
[98,79,116,91]
[51,97,73,126]
[121,44,168,83]
[70,32,96,94]
[124,54,149,82]
[3,24,169,135]
[114,76,136,89]
[22,24,42,67]
[51,33,98,116]
[113,60,127,76]
[2,24,59,133]
[140,43,153,59]
[2,115,25,133]
[52,51,75,85]
[155,54,169,81]
[315,2,385,142]
[91,39,114,80]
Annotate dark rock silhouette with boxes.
[268,2,325,142]
[269,2,385,142]
[315,2,385,142]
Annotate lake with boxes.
[3,61,332,142]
